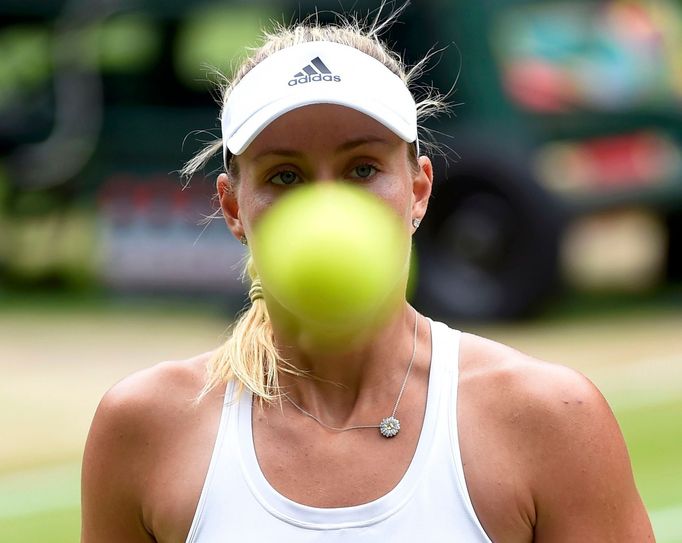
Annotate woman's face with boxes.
[217,104,433,242]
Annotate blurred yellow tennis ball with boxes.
[251,183,410,330]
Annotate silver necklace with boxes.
[284,308,419,438]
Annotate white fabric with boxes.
[221,41,418,157]
[185,320,493,542]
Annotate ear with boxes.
[217,173,244,241]
[411,156,433,228]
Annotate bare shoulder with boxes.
[81,352,219,543]
[94,352,214,428]
[459,332,606,422]
[458,332,654,543]
[83,350,218,489]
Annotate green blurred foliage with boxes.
[58,15,162,72]
[1,203,97,289]
[174,4,276,87]
[0,25,51,108]
[0,164,9,211]
[96,14,162,73]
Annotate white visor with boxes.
[221,41,418,159]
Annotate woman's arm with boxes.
[81,378,158,542]
[527,366,655,542]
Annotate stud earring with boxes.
[240,235,248,246]
[412,218,421,229]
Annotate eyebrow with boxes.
[251,136,392,163]
[337,136,392,152]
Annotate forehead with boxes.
[241,104,403,159]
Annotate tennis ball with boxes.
[251,183,410,332]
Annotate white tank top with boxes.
[185,319,492,542]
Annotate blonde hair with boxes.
[185,4,450,403]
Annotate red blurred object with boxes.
[583,132,677,188]
[537,131,682,194]
[503,60,577,113]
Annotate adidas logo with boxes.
[288,57,341,86]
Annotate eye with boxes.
[269,170,301,185]
[349,163,378,180]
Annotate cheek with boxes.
[237,187,276,236]
[370,176,413,223]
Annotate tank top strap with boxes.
[431,321,492,540]
[184,380,239,543]
[427,318,461,390]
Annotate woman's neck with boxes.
[271,303,418,425]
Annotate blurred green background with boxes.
[1,0,681,541]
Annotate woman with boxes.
[81,10,654,543]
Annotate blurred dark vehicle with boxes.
[1,0,680,319]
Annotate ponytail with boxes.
[199,256,305,403]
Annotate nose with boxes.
[315,177,337,184]
[309,173,340,185]
[305,154,354,183]
[306,163,332,182]
[305,160,339,183]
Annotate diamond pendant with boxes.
[379,416,400,438]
